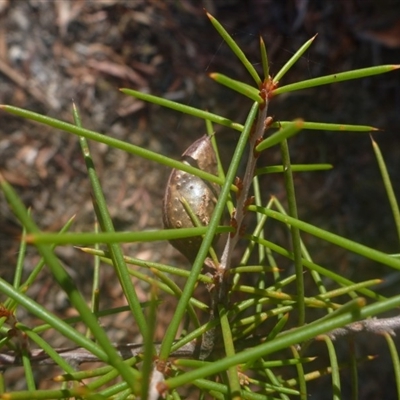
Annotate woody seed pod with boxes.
[162,135,220,262]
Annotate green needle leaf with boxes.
[249,206,400,270]
[259,35,269,80]
[274,34,317,82]
[120,88,244,131]
[274,65,400,96]
[209,73,262,103]
[256,164,332,175]
[371,136,400,244]
[0,105,227,188]
[272,121,378,132]
[256,120,304,151]
[206,11,262,86]
[27,226,232,245]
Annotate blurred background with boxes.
[0,0,399,397]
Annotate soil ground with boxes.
[0,1,400,398]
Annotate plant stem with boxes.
[280,139,305,326]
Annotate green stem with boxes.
[73,103,149,342]
[280,139,305,325]
[158,102,259,361]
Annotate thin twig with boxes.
[0,339,203,368]
[2,315,400,369]
[218,103,268,273]
[326,315,400,340]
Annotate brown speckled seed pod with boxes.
[162,135,220,262]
